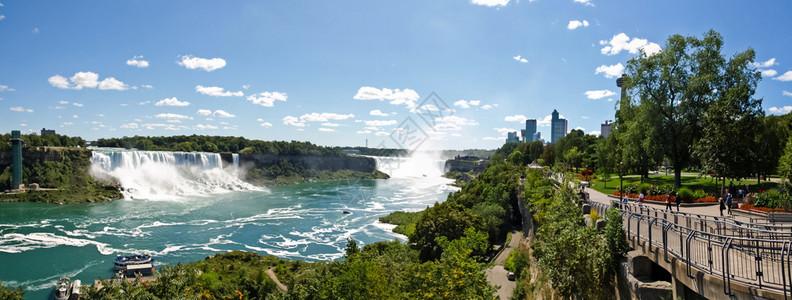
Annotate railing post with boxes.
[648,218,657,253]
[756,239,763,289]
[686,231,696,278]
[663,222,673,263]
[781,241,789,300]
[722,238,733,296]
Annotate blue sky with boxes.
[1,0,791,150]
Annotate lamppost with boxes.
[619,161,625,201]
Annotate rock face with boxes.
[239,154,377,172]
[444,158,487,173]
[0,147,92,170]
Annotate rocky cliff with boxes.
[239,154,377,172]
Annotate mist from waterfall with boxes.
[90,148,259,201]
[370,151,447,178]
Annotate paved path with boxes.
[486,231,522,299]
[266,268,288,292]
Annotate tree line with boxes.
[95,135,345,156]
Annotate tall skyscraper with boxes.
[525,119,537,142]
[601,120,613,138]
[506,131,520,143]
[550,109,567,144]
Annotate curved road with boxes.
[485,231,522,299]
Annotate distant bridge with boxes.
[588,200,792,299]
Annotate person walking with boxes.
[665,190,673,211]
[674,190,681,211]
[726,192,733,215]
[719,194,726,216]
[638,191,645,207]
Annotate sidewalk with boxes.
[583,186,752,222]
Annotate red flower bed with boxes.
[611,192,716,203]
[739,203,791,213]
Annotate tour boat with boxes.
[114,253,154,270]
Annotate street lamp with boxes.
[619,161,625,201]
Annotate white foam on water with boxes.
[5,261,100,291]
[0,232,120,255]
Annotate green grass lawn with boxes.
[588,174,777,196]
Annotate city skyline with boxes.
[1,1,791,150]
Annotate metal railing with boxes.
[587,200,792,298]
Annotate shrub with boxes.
[677,187,694,201]
[637,183,651,195]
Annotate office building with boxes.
[550,109,567,143]
[41,128,56,136]
[525,119,537,142]
[506,131,520,143]
[601,120,613,138]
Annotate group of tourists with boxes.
[719,184,749,216]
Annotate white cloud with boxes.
[213,110,235,118]
[49,72,128,90]
[98,77,129,90]
[494,128,513,135]
[537,114,563,126]
[72,102,84,107]
[0,84,14,92]
[567,20,589,30]
[155,97,190,106]
[513,55,528,63]
[751,58,777,69]
[196,85,243,97]
[283,116,306,127]
[370,109,390,116]
[783,91,792,97]
[774,71,792,82]
[299,112,354,122]
[177,55,226,72]
[58,100,69,105]
[768,106,792,115]
[196,124,218,130]
[196,109,212,116]
[246,91,287,107]
[356,130,372,134]
[48,75,71,89]
[120,123,139,129]
[375,131,389,136]
[0,15,5,21]
[600,33,661,56]
[319,128,336,132]
[436,115,479,126]
[574,0,594,6]
[454,100,470,108]
[504,115,527,122]
[595,63,624,78]
[155,113,189,119]
[353,87,420,109]
[483,137,501,141]
[10,107,33,112]
[585,89,616,100]
[242,85,250,90]
[32,28,39,34]
[481,104,493,110]
[588,130,601,136]
[321,122,341,127]
[581,116,590,119]
[471,0,509,7]
[364,120,397,127]
[421,104,439,111]
[72,114,78,118]
[126,56,149,68]
[573,126,585,131]
[141,84,153,89]
[260,122,273,128]
[762,69,778,77]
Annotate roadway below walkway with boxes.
[485,230,522,300]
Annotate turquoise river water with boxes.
[0,149,455,299]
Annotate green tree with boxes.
[697,47,763,195]
[777,137,792,192]
[410,202,483,261]
[344,238,361,259]
[623,30,736,188]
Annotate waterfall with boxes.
[371,152,447,178]
[90,148,259,201]
[232,153,239,169]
